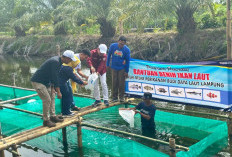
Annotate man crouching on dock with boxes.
[31,51,77,127]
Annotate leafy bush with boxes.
[199,13,221,29]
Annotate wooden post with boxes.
[227,0,232,60]
[12,73,16,86]
[56,45,61,56]
[225,0,232,135]
[228,113,232,156]
[12,144,20,157]
[62,127,67,145]
[0,123,5,157]
[169,138,176,157]
[228,113,232,136]
[124,97,128,108]
[77,121,83,148]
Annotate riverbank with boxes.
[0,28,226,62]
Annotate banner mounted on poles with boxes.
[125,59,232,109]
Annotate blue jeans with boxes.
[60,82,73,115]
[67,81,75,108]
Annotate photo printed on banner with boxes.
[169,87,185,97]
[142,83,155,93]
[203,90,221,102]
[185,88,202,100]
[155,85,169,96]
[128,82,142,92]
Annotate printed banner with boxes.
[125,59,232,109]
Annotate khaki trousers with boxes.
[111,69,125,100]
[31,82,56,121]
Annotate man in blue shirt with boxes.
[106,36,131,102]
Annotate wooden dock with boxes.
[0,84,191,156]
[0,101,124,151]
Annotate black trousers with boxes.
[142,127,156,138]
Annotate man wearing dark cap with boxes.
[136,92,156,137]
[31,50,77,127]
[122,92,156,137]
[106,36,131,103]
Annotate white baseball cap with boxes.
[63,50,77,61]
[98,44,107,54]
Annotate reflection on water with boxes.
[0,56,43,88]
[0,56,231,157]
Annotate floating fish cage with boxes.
[0,85,228,156]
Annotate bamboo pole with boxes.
[2,126,44,142]
[62,127,67,145]
[77,122,82,148]
[12,73,16,87]
[82,123,189,151]
[0,84,35,91]
[1,104,110,143]
[0,94,38,105]
[0,83,93,100]
[73,93,94,99]
[227,0,232,60]
[0,124,5,157]
[3,84,226,119]
[56,45,61,56]
[156,106,229,119]
[6,148,21,157]
[169,138,176,157]
[0,105,42,117]
[227,0,232,140]
[129,103,229,119]
[0,118,81,150]
[0,101,124,151]
[11,144,20,157]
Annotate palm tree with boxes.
[156,0,215,34]
[80,0,116,37]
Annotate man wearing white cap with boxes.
[87,44,109,106]
[31,50,76,127]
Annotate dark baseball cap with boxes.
[143,92,152,99]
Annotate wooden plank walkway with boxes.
[0,100,127,151]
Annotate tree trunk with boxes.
[97,17,115,37]
[119,20,124,35]
[14,26,26,37]
[54,17,67,35]
[54,26,67,35]
[176,5,196,34]
[208,3,216,17]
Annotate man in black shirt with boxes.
[31,50,77,127]
[135,92,156,137]
[121,92,156,138]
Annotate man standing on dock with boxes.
[59,51,87,117]
[107,36,131,103]
[87,44,109,106]
[31,51,77,127]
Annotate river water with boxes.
[0,56,231,157]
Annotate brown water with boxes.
[0,55,231,157]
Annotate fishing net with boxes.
[0,85,228,157]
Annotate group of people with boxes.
[31,36,132,127]
[31,35,156,138]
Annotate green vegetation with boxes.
[0,0,228,37]
[0,0,228,62]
